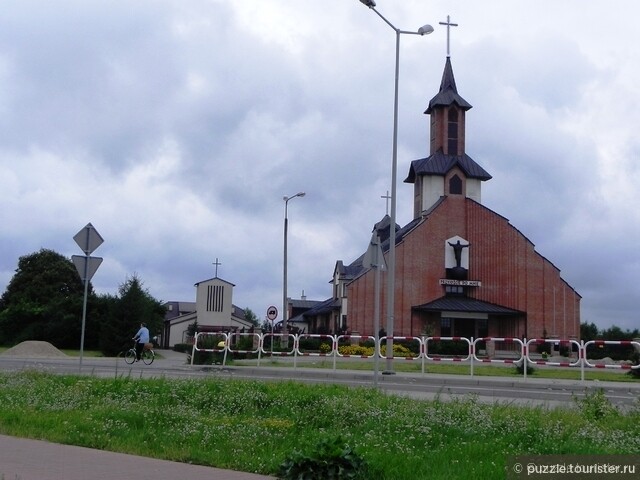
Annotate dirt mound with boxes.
[1,341,68,358]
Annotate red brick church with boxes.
[301,55,581,342]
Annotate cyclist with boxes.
[132,322,150,361]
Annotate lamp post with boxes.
[283,192,306,346]
[358,0,433,373]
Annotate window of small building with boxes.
[449,174,462,195]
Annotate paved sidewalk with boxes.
[0,434,277,480]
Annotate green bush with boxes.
[515,360,534,375]
[627,350,640,378]
[299,337,323,351]
[279,436,368,480]
[574,389,620,420]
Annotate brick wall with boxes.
[347,196,580,339]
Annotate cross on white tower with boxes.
[213,258,222,277]
[439,15,458,58]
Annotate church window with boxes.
[447,107,458,155]
[207,285,224,312]
[445,285,464,295]
[449,174,462,195]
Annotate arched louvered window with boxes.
[449,174,462,195]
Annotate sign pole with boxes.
[266,306,278,358]
[73,223,104,372]
[79,249,90,369]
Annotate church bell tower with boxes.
[404,26,492,219]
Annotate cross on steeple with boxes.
[381,190,391,215]
[213,258,222,277]
[439,15,458,58]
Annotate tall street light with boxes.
[358,0,433,373]
[283,191,306,345]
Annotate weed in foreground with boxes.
[279,435,369,480]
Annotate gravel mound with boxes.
[1,341,68,358]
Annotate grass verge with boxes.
[233,357,638,382]
[0,371,639,479]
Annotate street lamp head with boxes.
[359,0,376,7]
[284,192,306,202]
[418,24,434,35]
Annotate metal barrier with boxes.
[187,332,640,381]
[336,335,376,372]
[336,335,375,358]
[472,337,524,364]
[259,333,296,356]
[525,338,581,367]
[583,340,640,370]
[378,336,423,360]
[297,334,336,357]
[227,332,262,365]
[425,336,472,362]
[191,332,229,366]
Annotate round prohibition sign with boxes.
[266,305,278,321]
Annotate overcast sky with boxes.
[1,1,638,332]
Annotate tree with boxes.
[98,274,165,356]
[244,307,259,327]
[580,322,599,342]
[0,249,96,348]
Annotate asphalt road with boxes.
[1,352,638,410]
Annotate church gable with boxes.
[194,277,235,327]
[346,195,580,339]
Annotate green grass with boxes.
[0,371,638,479]
[235,357,639,382]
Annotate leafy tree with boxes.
[98,274,165,356]
[244,307,259,327]
[186,320,199,337]
[580,322,640,361]
[0,249,97,348]
[580,322,599,342]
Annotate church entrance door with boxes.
[453,318,476,339]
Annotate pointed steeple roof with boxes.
[425,57,472,114]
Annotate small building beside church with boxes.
[162,275,253,347]
[304,54,581,343]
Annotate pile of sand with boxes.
[1,340,68,358]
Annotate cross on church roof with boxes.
[381,190,391,215]
[213,258,222,277]
[439,15,458,58]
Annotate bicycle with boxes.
[124,342,155,365]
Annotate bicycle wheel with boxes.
[124,349,136,364]
[142,349,154,365]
